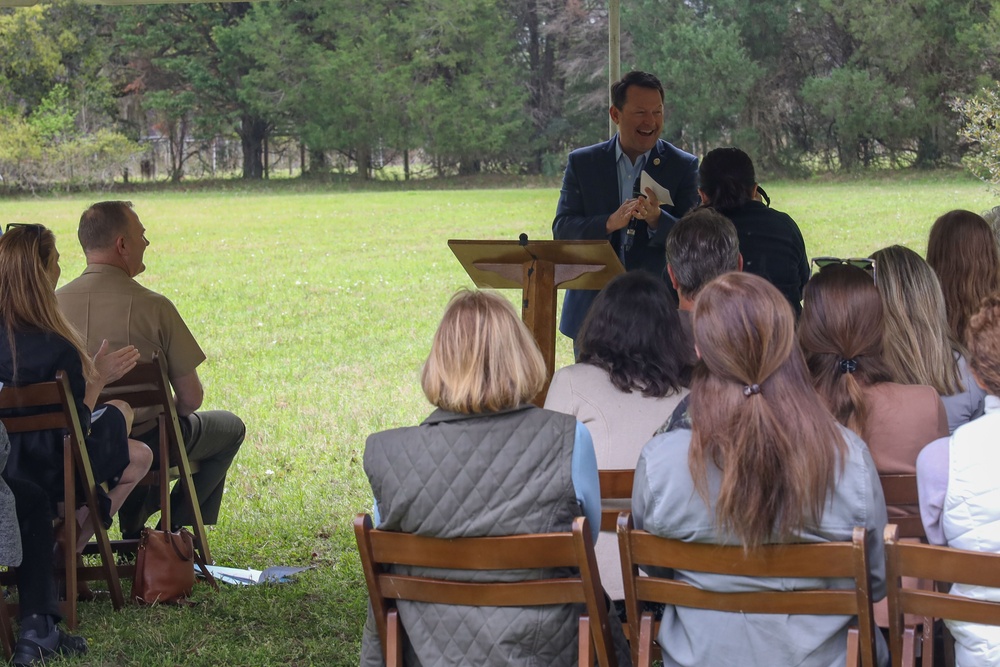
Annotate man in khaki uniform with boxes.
[57,200,245,538]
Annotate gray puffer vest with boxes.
[360,405,584,666]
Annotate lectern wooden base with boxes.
[449,239,623,404]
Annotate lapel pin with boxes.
[653,157,661,166]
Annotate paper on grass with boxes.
[640,171,673,206]
[202,564,312,586]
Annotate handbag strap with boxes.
[167,531,194,562]
[183,528,219,592]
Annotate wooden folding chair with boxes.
[885,524,1000,667]
[599,469,634,532]
[0,589,14,661]
[98,352,211,565]
[880,474,925,539]
[880,474,934,667]
[354,513,619,667]
[0,372,125,629]
[617,512,878,667]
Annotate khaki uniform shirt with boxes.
[57,264,205,429]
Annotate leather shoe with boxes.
[12,626,88,666]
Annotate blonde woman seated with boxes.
[361,289,631,667]
[544,270,691,603]
[633,273,888,667]
[798,263,948,490]
[871,245,986,432]
[0,224,152,553]
[918,294,1000,667]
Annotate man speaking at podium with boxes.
[552,70,700,343]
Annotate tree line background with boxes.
[2,0,1000,189]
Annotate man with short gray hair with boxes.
[57,200,244,538]
[665,207,742,341]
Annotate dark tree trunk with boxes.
[263,132,270,179]
[356,144,372,180]
[459,159,481,175]
[240,114,268,179]
[308,148,327,174]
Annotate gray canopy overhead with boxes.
[0,0,248,4]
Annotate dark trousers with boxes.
[7,477,60,620]
[118,410,245,535]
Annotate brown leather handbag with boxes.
[131,527,217,605]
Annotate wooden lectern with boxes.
[448,238,623,404]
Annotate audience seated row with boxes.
[360,184,1000,665]
[0,203,244,666]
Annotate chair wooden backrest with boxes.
[617,512,878,667]
[885,524,1000,667]
[880,474,925,539]
[98,352,211,564]
[0,372,124,628]
[599,469,634,532]
[354,513,618,667]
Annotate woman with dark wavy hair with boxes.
[634,272,888,666]
[545,270,692,601]
[926,209,1000,345]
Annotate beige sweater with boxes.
[544,362,688,599]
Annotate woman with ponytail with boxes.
[798,264,948,487]
[697,147,810,313]
[633,272,889,667]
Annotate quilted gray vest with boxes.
[360,405,583,667]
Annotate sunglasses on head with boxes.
[811,256,877,284]
[4,223,45,237]
[3,223,50,263]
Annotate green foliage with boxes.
[954,84,1000,188]
[801,68,911,169]
[29,83,76,142]
[3,0,1000,183]
[625,3,762,151]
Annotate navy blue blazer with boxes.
[552,136,699,340]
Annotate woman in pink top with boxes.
[798,264,948,486]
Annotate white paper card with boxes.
[640,170,673,207]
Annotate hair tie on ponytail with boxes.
[839,358,858,374]
[743,383,761,397]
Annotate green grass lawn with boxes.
[0,170,995,665]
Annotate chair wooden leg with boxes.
[920,618,934,667]
[169,419,212,565]
[62,440,78,630]
[578,616,593,667]
[73,445,124,610]
[386,609,403,667]
[901,627,917,667]
[0,588,15,662]
[638,612,655,667]
[157,418,170,531]
[846,626,859,667]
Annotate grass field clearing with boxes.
[0,171,994,665]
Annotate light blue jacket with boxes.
[633,423,889,667]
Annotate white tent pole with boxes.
[608,0,621,139]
